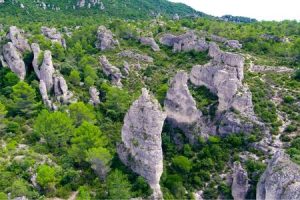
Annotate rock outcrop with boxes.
[190,42,261,136]
[118,88,166,199]
[99,55,122,87]
[231,162,249,200]
[257,151,300,200]
[7,26,31,53]
[31,43,41,79]
[95,26,119,51]
[225,40,243,49]
[164,71,210,142]
[3,42,26,80]
[39,80,53,109]
[89,86,100,106]
[118,50,153,63]
[0,1,4,4]
[159,31,209,53]
[139,37,160,52]
[41,26,66,48]
[39,50,55,92]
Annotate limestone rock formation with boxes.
[164,71,209,141]
[39,50,55,92]
[99,55,122,87]
[118,88,166,199]
[257,151,300,200]
[3,42,26,80]
[41,26,66,48]
[39,80,53,109]
[159,31,209,53]
[95,26,119,51]
[231,162,249,200]
[0,0,4,4]
[210,34,227,43]
[7,26,31,53]
[31,43,41,79]
[54,74,74,103]
[173,13,180,20]
[139,37,160,51]
[225,40,243,49]
[89,86,100,106]
[118,50,153,63]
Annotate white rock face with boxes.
[54,74,74,103]
[118,50,153,63]
[3,42,26,80]
[257,151,300,200]
[164,71,210,141]
[95,26,119,51]
[7,26,31,53]
[160,31,209,53]
[41,26,66,48]
[118,88,166,199]
[232,162,249,200]
[39,80,53,108]
[225,40,243,49]
[39,50,55,92]
[99,55,122,87]
[89,86,100,106]
[249,65,295,73]
[139,37,160,52]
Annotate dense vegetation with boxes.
[0,0,299,199]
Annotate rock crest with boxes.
[139,37,160,52]
[118,88,166,199]
[41,26,66,48]
[7,26,31,53]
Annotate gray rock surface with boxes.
[159,31,209,53]
[89,86,100,106]
[231,162,249,200]
[7,26,31,53]
[39,80,53,109]
[39,50,55,92]
[31,43,41,79]
[210,34,228,43]
[164,71,210,141]
[41,26,66,48]
[257,151,300,200]
[225,40,243,49]
[173,13,180,20]
[54,74,74,103]
[0,0,4,4]
[95,26,119,51]
[118,88,166,199]
[99,55,122,87]
[118,50,153,63]
[3,42,26,80]
[139,37,160,51]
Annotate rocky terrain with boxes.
[0,1,299,200]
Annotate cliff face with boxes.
[257,151,300,200]
[118,88,166,199]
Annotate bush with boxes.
[172,155,192,173]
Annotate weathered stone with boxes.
[95,26,119,51]
[118,50,153,63]
[210,34,227,43]
[3,42,26,80]
[54,74,74,103]
[7,26,31,53]
[164,71,210,142]
[225,40,243,49]
[89,86,100,106]
[0,0,4,4]
[99,55,122,87]
[40,50,55,92]
[173,13,180,20]
[159,31,209,53]
[118,88,166,199]
[232,162,249,200]
[39,80,53,109]
[41,26,66,48]
[257,151,300,200]
[139,37,160,51]
[31,43,41,79]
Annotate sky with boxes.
[169,0,300,21]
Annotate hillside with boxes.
[0,0,206,23]
[0,1,300,200]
